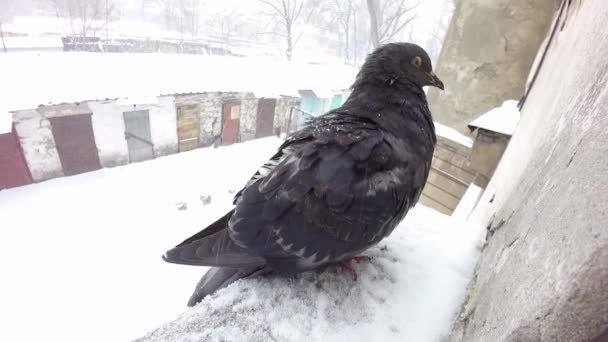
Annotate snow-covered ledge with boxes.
[136,207,486,342]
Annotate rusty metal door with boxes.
[49,114,101,176]
[123,110,154,163]
[0,127,32,189]
[177,104,200,152]
[255,98,276,138]
[221,102,240,145]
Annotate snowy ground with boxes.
[0,137,485,342]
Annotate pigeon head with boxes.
[354,42,444,91]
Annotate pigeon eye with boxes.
[411,56,422,68]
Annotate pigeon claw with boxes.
[350,255,370,263]
[335,255,371,278]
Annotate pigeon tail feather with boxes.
[187,266,268,307]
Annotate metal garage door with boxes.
[0,127,32,189]
[49,114,101,176]
[123,110,155,163]
[255,98,276,139]
[221,102,240,145]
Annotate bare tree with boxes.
[327,0,357,64]
[210,9,243,47]
[156,0,200,41]
[366,0,419,48]
[51,0,115,40]
[425,0,454,63]
[259,0,305,61]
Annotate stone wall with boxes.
[450,1,608,340]
[176,93,226,148]
[427,0,556,134]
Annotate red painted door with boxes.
[221,102,240,145]
[49,114,101,176]
[0,126,32,189]
[255,98,277,138]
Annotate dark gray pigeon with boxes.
[163,42,444,307]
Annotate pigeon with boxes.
[163,42,444,307]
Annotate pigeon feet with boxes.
[335,255,371,275]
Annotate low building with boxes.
[467,100,520,188]
[0,124,32,189]
[4,92,300,186]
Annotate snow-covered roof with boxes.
[0,52,357,117]
[468,100,520,136]
[434,121,474,147]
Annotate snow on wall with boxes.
[144,96,179,157]
[0,112,12,135]
[12,109,63,181]
[434,121,473,148]
[467,100,520,136]
[88,100,130,168]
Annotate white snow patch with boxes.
[452,184,484,221]
[434,121,474,147]
[0,112,12,134]
[468,100,521,136]
[0,36,63,49]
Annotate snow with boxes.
[138,205,485,342]
[0,137,283,342]
[0,51,356,117]
[468,100,521,136]
[452,184,484,221]
[434,121,474,147]
[0,112,11,134]
[0,136,485,342]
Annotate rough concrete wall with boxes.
[427,0,556,134]
[88,100,130,168]
[275,96,301,134]
[12,109,63,181]
[239,92,258,142]
[451,1,608,341]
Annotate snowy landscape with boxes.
[0,137,486,342]
[0,1,488,341]
[1,1,603,341]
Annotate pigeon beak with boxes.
[427,71,444,90]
